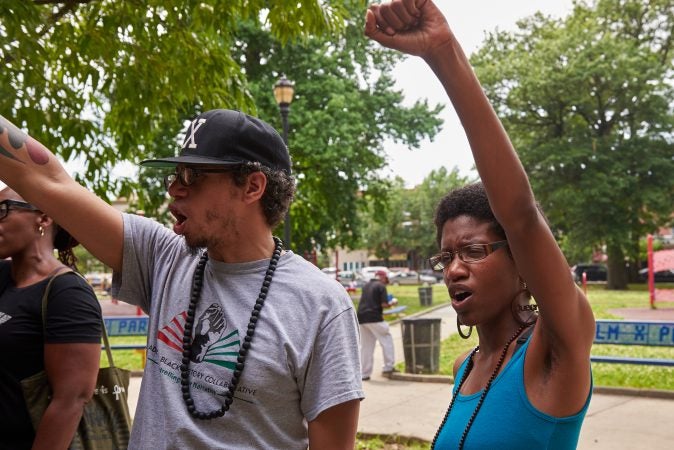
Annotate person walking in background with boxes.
[0,109,362,449]
[357,270,398,381]
[0,187,102,450]
[366,1,595,449]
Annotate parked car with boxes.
[336,270,365,288]
[571,264,607,283]
[84,272,112,290]
[321,267,337,276]
[389,270,436,285]
[360,266,390,281]
[638,268,674,283]
[419,269,444,283]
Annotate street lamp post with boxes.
[273,74,295,249]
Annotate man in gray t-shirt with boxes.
[0,109,363,449]
[114,214,362,448]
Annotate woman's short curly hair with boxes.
[433,182,505,247]
[229,162,296,228]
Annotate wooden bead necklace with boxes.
[179,237,282,419]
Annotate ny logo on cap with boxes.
[182,118,207,149]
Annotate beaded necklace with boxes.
[180,237,283,420]
[431,322,532,449]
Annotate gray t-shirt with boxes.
[112,214,363,449]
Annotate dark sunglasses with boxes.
[429,240,509,271]
[163,166,234,190]
[0,199,40,220]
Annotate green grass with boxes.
[102,335,147,371]
[106,283,451,371]
[105,283,674,389]
[585,283,674,389]
[355,433,430,449]
[584,282,663,318]
[419,284,674,390]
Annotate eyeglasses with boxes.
[429,240,509,271]
[0,199,40,220]
[163,166,233,190]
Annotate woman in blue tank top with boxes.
[365,2,595,448]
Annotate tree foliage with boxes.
[0,0,354,199]
[360,167,470,267]
[359,176,410,265]
[405,167,474,265]
[471,0,674,289]
[1,0,443,253]
[229,17,443,253]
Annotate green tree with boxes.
[471,0,674,289]
[405,167,473,267]
[73,245,109,274]
[360,168,470,268]
[1,1,443,253]
[0,0,355,199]
[230,17,443,253]
[360,177,409,265]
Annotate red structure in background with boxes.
[647,234,674,309]
[648,234,655,308]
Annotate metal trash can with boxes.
[418,286,433,306]
[401,317,442,374]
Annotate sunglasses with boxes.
[0,199,40,220]
[163,166,234,190]
[429,240,509,271]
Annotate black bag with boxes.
[20,270,132,450]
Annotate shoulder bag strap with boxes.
[41,268,116,368]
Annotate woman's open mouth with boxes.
[453,291,471,302]
[449,285,474,308]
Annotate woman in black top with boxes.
[0,187,102,450]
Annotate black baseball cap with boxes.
[140,109,291,174]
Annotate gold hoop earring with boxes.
[38,226,44,237]
[457,316,473,339]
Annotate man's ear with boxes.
[243,171,267,204]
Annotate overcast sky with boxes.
[382,0,576,187]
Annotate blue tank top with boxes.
[434,337,592,449]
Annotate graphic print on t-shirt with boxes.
[157,304,241,371]
[192,303,226,362]
[145,304,263,407]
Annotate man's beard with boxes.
[181,209,233,256]
[183,236,206,256]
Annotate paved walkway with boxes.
[121,300,674,449]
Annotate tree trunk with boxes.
[606,244,628,290]
[626,236,641,283]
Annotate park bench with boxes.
[592,320,674,367]
[105,307,412,338]
[104,316,149,366]
[384,305,408,319]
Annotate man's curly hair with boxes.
[229,162,296,228]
